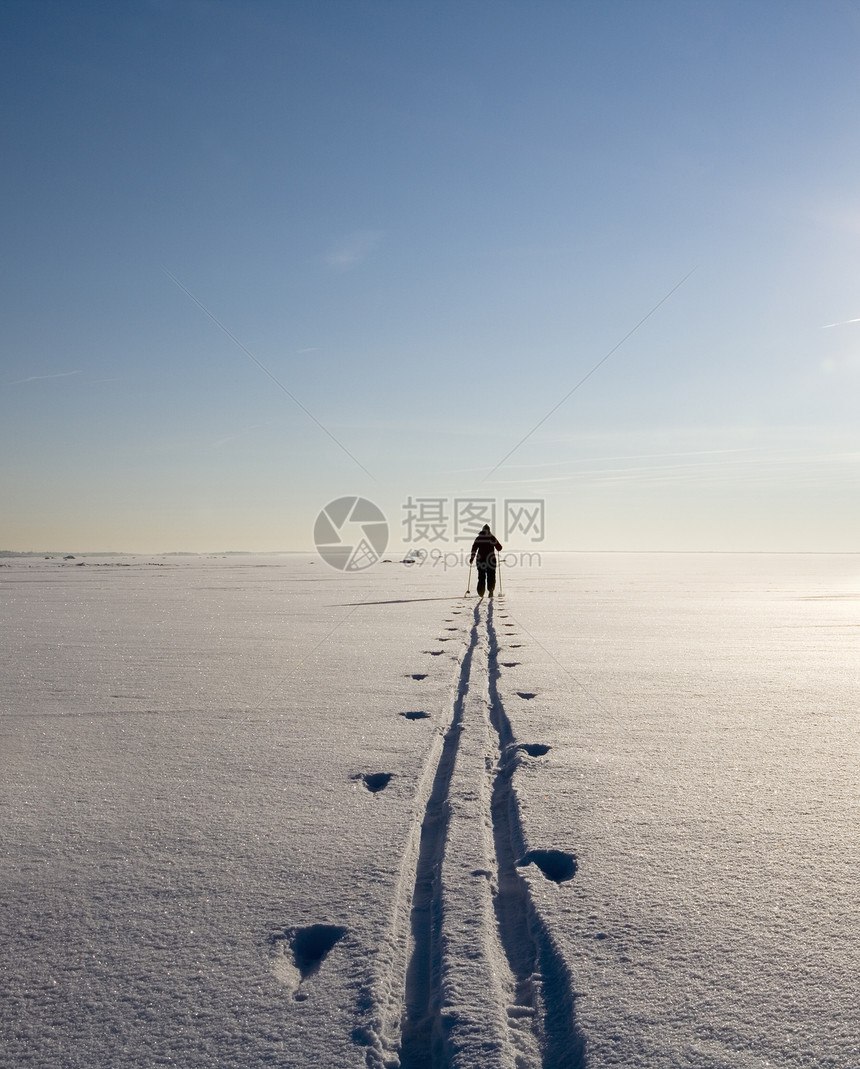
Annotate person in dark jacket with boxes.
[469,524,503,599]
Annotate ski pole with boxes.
[496,551,503,596]
[465,556,473,596]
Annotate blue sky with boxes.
[2,0,860,552]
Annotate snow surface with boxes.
[1,553,858,1068]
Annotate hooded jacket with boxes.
[469,527,502,565]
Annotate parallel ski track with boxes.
[358,600,584,1069]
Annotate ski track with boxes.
[358,599,584,1069]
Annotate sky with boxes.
[2,0,860,553]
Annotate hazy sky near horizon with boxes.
[3,0,860,553]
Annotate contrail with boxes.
[11,370,83,385]
[481,268,696,482]
[821,317,860,329]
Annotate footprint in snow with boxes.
[400,711,430,721]
[500,661,520,668]
[517,691,537,700]
[518,849,577,884]
[409,673,428,680]
[270,924,347,999]
[519,743,551,757]
[354,772,393,793]
[423,650,444,656]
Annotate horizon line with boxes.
[3,548,859,558]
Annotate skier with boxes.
[469,524,503,599]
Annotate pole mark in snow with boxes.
[485,606,584,1069]
[379,601,584,1068]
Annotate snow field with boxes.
[3,553,859,1068]
[1,558,463,1067]
[493,554,860,1068]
